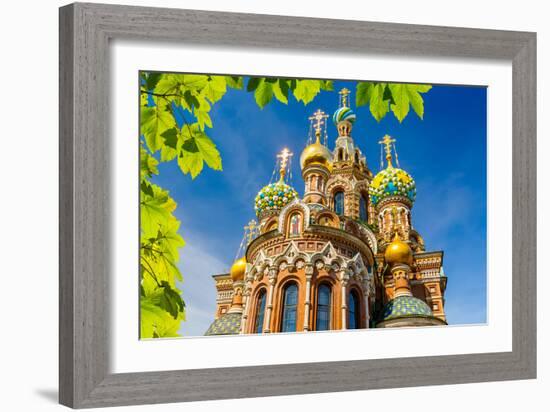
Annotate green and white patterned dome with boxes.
[380,295,433,321]
[204,312,242,336]
[332,106,356,125]
[369,166,416,207]
[254,180,298,217]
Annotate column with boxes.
[263,267,277,333]
[339,270,349,330]
[240,281,252,334]
[303,264,314,331]
[363,284,370,329]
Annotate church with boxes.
[205,88,448,336]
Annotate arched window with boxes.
[334,191,344,216]
[348,290,360,329]
[289,213,301,236]
[338,148,344,161]
[254,290,267,333]
[354,150,360,163]
[359,193,368,222]
[315,284,331,331]
[281,283,298,332]
[317,176,323,191]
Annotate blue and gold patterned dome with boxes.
[204,312,242,336]
[369,166,416,207]
[381,295,433,321]
[333,106,356,125]
[254,181,298,217]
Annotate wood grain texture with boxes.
[59,2,537,408]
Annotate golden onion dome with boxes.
[230,257,247,282]
[300,139,332,169]
[384,233,413,266]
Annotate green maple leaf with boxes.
[141,195,171,236]
[202,76,227,104]
[140,104,176,153]
[292,80,321,105]
[406,84,432,119]
[195,132,222,170]
[181,74,209,91]
[154,74,182,97]
[140,184,176,236]
[388,84,410,122]
[140,298,182,338]
[144,72,162,90]
[320,80,334,91]
[225,76,244,89]
[355,82,373,107]
[195,109,213,130]
[369,83,390,122]
[177,124,222,178]
[182,90,200,111]
[178,149,203,179]
[153,281,186,319]
[388,83,432,122]
[272,80,289,104]
[254,79,274,109]
[247,77,261,92]
[159,128,178,162]
[140,145,159,179]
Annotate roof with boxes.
[204,312,242,336]
[380,295,433,321]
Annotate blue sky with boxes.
[150,79,487,336]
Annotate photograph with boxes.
[138,73,487,338]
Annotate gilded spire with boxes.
[308,109,329,143]
[338,88,351,108]
[277,147,293,181]
[379,134,396,168]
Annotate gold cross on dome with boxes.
[277,147,293,170]
[277,148,293,180]
[244,220,258,243]
[378,134,396,167]
[339,88,351,108]
[308,109,328,137]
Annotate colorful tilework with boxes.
[204,312,242,336]
[381,296,433,321]
[369,167,416,206]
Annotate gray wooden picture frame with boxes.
[59,2,537,408]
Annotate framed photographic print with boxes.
[59,2,536,408]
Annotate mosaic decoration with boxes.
[369,167,416,206]
[254,181,298,217]
[381,295,433,321]
[204,312,242,336]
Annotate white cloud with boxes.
[176,236,230,336]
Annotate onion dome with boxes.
[204,312,242,336]
[384,232,413,266]
[333,89,356,137]
[230,257,247,282]
[255,149,299,217]
[369,135,416,207]
[301,109,332,169]
[380,295,433,322]
[255,181,298,217]
[332,106,356,125]
[369,167,416,207]
[300,137,332,169]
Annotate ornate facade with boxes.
[205,88,447,336]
